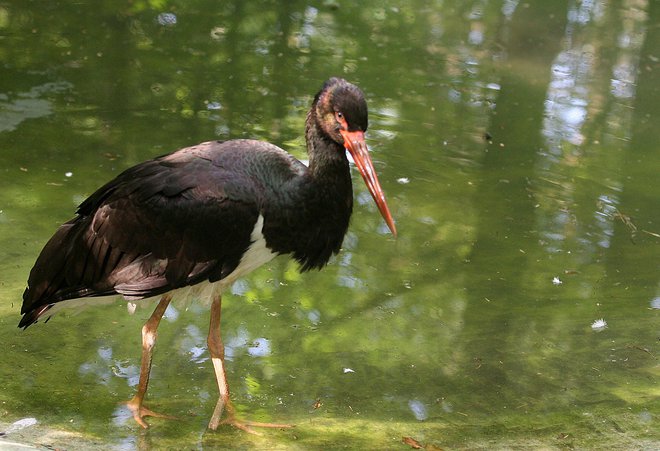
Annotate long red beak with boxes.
[341,129,397,237]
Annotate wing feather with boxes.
[20,141,286,328]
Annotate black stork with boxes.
[19,77,396,433]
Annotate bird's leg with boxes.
[207,294,292,434]
[207,294,232,430]
[126,294,175,428]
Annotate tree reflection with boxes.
[0,0,658,447]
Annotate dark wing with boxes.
[19,141,278,328]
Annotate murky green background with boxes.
[1,1,658,449]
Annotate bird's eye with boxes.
[334,111,347,128]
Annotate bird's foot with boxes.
[125,397,176,428]
[211,418,294,435]
[208,414,293,435]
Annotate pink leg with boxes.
[125,294,176,428]
[207,294,292,433]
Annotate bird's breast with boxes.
[219,214,278,288]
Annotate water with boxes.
[1,1,658,449]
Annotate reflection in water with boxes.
[223,326,248,361]
[111,361,140,388]
[163,304,179,322]
[178,324,207,363]
[543,12,595,149]
[295,6,318,52]
[408,399,428,421]
[247,337,271,357]
[607,3,647,130]
[156,12,177,27]
[112,404,134,428]
[537,0,647,256]
[651,296,660,310]
[502,0,520,20]
[78,306,277,395]
[78,345,115,386]
[0,82,72,132]
[306,309,321,324]
[595,194,619,248]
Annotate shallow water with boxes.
[0,1,658,449]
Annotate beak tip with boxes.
[387,221,398,238]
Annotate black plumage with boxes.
[19,77,396,431]
[22,142,294,320]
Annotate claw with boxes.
[125,397,176,428]
[209,414,293,434]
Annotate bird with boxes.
[19,77,397,433]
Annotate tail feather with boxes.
[18,303,53,329]
[19,214,182,328]
[19,217,113,328]
[22,221,77,310]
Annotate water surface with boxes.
[0,1,658,449]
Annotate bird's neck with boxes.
[269,111,353,271]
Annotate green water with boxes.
[1,1,658,449]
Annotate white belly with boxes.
[217,214,277,289]
[146,213,277,308]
